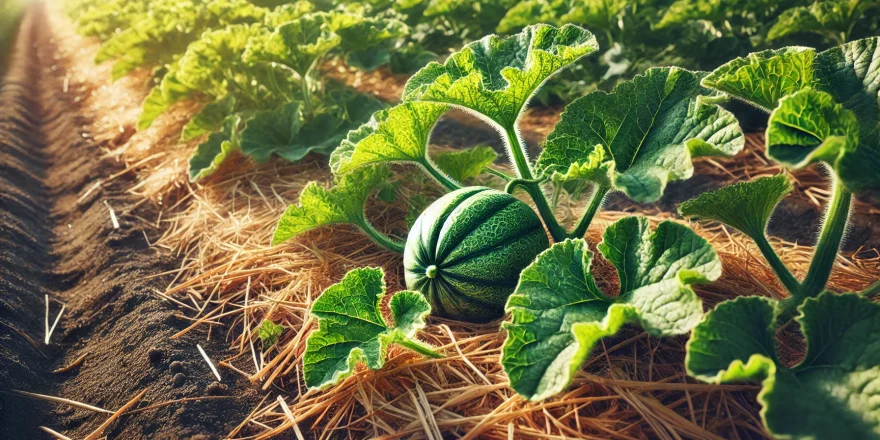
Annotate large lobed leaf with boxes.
[332,102,448,175]
[537,67,744,203]
[330,12,409,71]
[188,114,242,181]
[271,166,391,246]
[304,267,435,389]
[679,174,793,239]
[502,217,721,401]
[243,12,340,78]
[704,38,880,192]
[433,146,498,182]
[768,0,879,44]
[138,23,269,131]
[402,24,599,129]
[687,292,880,440]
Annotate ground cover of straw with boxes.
[49,8,880,439]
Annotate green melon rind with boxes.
[404,187,549,322]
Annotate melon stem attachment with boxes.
[425,265,438,279]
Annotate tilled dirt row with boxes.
[0,6,258,439]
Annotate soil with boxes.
[0,6,261,439]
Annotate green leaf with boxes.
[679,174,793,239]
[406,193,428,228]
[138,70,197,130]
[176,24,267,98]
[188,114,242,182]
[547,143,613,187]
[330,12,408,71]
[496,0,564,34]
[329,122,377,175]
[433,146,498,182]
[389,44,439,75]
[258,320,285,347]
[333,102,449,174]
[537,67,744,203]
[403,24,598,129]
[244,12,340,78]
[272,166,391,245]
[658,0,729,28]
[705,39,880,192]
[240,101,305,163]
[702,47,819,113]
[181,95,237,142]
[263,1,314,28]
[304,267,435,390]
[241,93,385,164]
[502,217,721,401]
[766,89,880,192]
[769,0,879,44]
[560,0,627,31]
[686,292,880,440]
[138,23,271,131]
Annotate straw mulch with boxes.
[49,8,880,439]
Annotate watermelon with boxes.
[403,187,550,322]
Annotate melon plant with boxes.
[681,37,880,315]
[676,38,880,439]
[274,24,741,328]
[404,187,550,322]
[276,23,744,252]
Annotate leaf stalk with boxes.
[568,185,609,239]
[359,219,405,253]
[753,234,801,295]
[799,178,852,299]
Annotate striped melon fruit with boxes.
[404,187,550,322]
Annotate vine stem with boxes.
[483,167,512,182]
[421,159,462,191]
[503,126,534,180]
[506,179,567,242]
[799,178,852,299]
[397,339,444,359]
[359,220,405,253]
[753,234,801,295]
[568,185,609,239]
[501,125,569,241]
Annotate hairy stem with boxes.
[359,220,405,253]
[421,159,462,191]
[483,167,513,182]
[799,179,852,299]
[568,185,609,239]
[506,179,567,242]
[753,234,801,295]
[397,339,444,359]
[503,127,534,180]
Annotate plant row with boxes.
[64,0,880,436]
[65,0,880,185]
[269,25,880,440]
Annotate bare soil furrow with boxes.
[0,5,258,439]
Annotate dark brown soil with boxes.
[0,6,260,439]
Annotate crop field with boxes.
[1,0,880,439]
